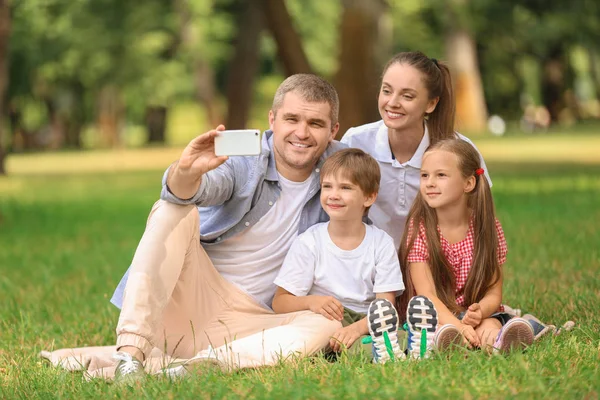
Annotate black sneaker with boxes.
[367,298,405,363]
[406,295,438,359]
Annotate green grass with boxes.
[1,151,600,398]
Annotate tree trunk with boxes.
[44,97,67,149]
[97,86,123,148]
[0,0,10,175]
[445,29,488,134]
[9,105,38,150]
[263,0,311,76]
[334,0,386,137]
[540,46,567,123]
[65,81,85,149]
[145,105,167,144]
[587,48,600,107]
[175,0,222,128]
[224,0,264,129]
[194,60,220,127]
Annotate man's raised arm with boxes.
[166,125,229,200]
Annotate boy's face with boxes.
[320,172,377,222]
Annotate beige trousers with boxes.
[115,200,341,370]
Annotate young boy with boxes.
[272,148,404,362]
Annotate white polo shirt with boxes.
[341,120,491,248]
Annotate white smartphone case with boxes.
[214,129,262,156]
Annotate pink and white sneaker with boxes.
[433,324,464,352]
[493,317,534,354]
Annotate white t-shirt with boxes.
[205,173,312,308]
[274,222,404,314]
[341,120,492,249]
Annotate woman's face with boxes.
[378,63,439,133]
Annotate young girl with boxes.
[341,51,491,248]
[398,139,534,357]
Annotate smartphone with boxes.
[214,129,262,156]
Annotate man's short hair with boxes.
[320,148,381,196]
[272,74,339,127]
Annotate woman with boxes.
[341,51,491,248]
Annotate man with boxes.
[110,74,346,382]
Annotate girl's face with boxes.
[420,150,475,210]
[378,63,439,133]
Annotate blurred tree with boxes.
[589,49,600,101]
[285,0,341,77]
[5,0,597,161]
[470,1,524,120]
[390,0,600,126]
[387,0,488,133]
[225,0,264,129]
[444,0,488,134]
[515,3,575,122]
[510,0,600,122]
[8,0,198,149]
[264,0,311,76]
[145,105,168,143]
[175,0,223,133]
[333,0,388,136]
[0,0,9,175]
[223,0,317,129]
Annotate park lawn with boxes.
[1,153,599,398]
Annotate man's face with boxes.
[269,91,339,181]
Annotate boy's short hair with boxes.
[320,148,381,196]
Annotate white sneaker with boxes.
[367,298,405,363]
[113,352,145,385]
[406,295,438,359]
[157,346,225,379]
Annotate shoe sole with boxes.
[434,325,463,352]
[406,296,438,358]
[493,318,534,354]
[368,299,402,363]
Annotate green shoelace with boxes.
[362,323,427,359]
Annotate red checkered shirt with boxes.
[406,218,508,310]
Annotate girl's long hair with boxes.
[397,139,501,318]
[381,51,455,145]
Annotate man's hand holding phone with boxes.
[168,126,262,199]
[178,125,230,176]
[168,125,230,199]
